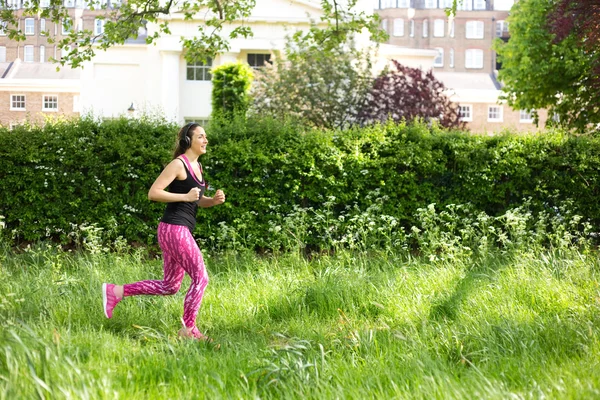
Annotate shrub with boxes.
[211,62,253,121]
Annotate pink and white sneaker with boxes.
[102,283,122,319]
[179,318,211,341]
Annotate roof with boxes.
[433,72,501,91]
[7,61,80,80]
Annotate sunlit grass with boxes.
[1,245,599,399]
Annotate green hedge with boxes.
[1,116,598,250]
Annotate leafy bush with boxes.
[211,62,253,121]
[1,116,598,253]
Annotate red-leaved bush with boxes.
[357,60,465,129]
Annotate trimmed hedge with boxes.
[1,116,599,249]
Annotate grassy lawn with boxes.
[1,245,599,399]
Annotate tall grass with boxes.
[0,242,599,399]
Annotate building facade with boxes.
[375,0,549,133]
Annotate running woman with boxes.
[102,123,225,340]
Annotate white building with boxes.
[0,0,437,127]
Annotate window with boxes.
[77,17,83,31]
[184,118,210,127]
[458,0,472,10]
[6,0,20,9]
[487,105,503,122]
[450,19,455,37]
[0,46,6,62]
[398,0,409,7]
[433,19,444,37]
[64,0,74,6]
[40,45,45,62]
[186,58,212,81]
[11,95,26,111]
[40,18,46,35]
[466,21,484,39]
[381,19,388,33]
[24,45,34,62]
[424,0,436,8]
[459,105,472,122]
[440,0,453,7]
[0,21,7,36]
[423,20,428,38]
[393,18,404,37]
[25,18,35,35]
[43,95,58,111]
[434,48,444,67]
[40,0,49,6]
[474,0,486,10]
[520,110,533,123]
[94,19,105,35]
[380,0,395,8]
[62,19,72,35]
[449,48,454,68]
[409,20,414,37]
[247,53,271,69]
[465,49,484,68]
[496,20,509,37]
[110,0,121,7]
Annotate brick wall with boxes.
[0,90,79,127]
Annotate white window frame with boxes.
[23,45,34,62]
[440,0,453,7]
[62,19,71,35]
[186,58,213,81]
[487,105,503,122]
[449,19,455,37]
[10,95,26,111]
[77,17,83,31]
[40,45,45,62]
[466,21,484,39]
[40,0,50,6]
[42,95,59,111]
[424,0,436,8]
[398,0,409,7]
[40,18,46,35]
[459,105,472,122]
[474,0,486,10]
[520,110,533,123]
[465,49,484,69]
[496,20,509,37]
[449,48,454,68]
[64,0,74,7]
[393,18,404,37]
[458,0,473,10]
[0,46,6,62]
[381,19,388,33]
[25,18,35,35]
[434,48,444,67]
[423,19,429,38]
[94,18,105,35]
[433,19,444,37]
[380,0,395,8]
[0,21,7,36]
[409,20,414,37]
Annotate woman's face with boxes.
[190,126,208,155]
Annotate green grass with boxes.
[1,245,599,399]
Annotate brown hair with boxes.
[173,123,200,159]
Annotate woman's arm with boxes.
[197,189,226,208]
[148,159,201,203]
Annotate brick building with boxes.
[375,0,549,133]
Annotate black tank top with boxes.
[160,155,206,231]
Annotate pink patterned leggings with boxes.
[123,222,209,328]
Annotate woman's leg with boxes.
[177,229,209,329]
[123,222,185,297]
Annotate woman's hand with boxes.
[185,187,202,202]
[212,189,226,206]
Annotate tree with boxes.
[0,0,386,68]
[211,62,253,121]
[494,0,598,132]
[357,60,464,129]
[250,41,375,130]
[548,0,600,92]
